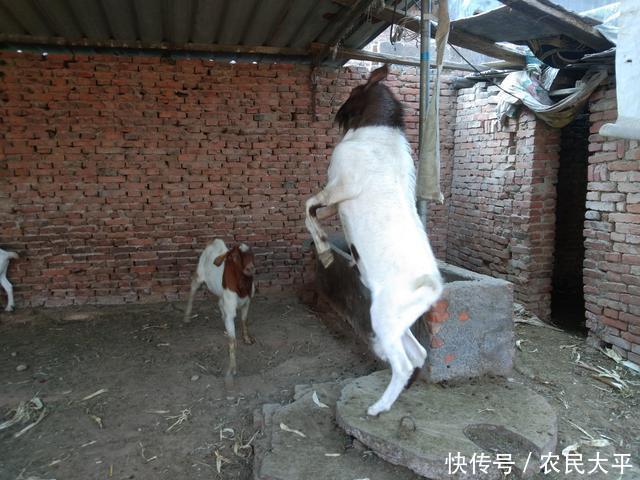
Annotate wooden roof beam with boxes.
[316,0,380,63]
[0,34,309,56]
[332,0,525,66]
[497,0,612,50]
[311,41,484,71]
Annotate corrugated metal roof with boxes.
[0,0,415,64]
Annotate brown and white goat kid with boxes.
[305,65,443,416]
[183,239,256,378]
[1,248,18,312]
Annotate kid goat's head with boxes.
[214,244,256,277]
[335,64,404,133]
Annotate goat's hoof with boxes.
[367,403,388,417]
[4,307,14,313]
[242,335,256,345]
[224,373,236,388]
[319,250,334,268]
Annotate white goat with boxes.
[0,248,18,312]
[305,65,443,416]
[183,239,256,378]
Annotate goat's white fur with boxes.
[183,239,255,377]
[306,126,443,416]
[0,248,18,312]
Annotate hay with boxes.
[312,391,329,409]
[165,409,191,433]
[0,396,47,438]
[81,389,107,402]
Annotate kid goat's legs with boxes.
[219,296,238,377]
[239,301,254,345]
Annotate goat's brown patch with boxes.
[220,245,255,298]
[335,64,404,132]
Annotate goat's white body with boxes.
[306,126,443,415]
[183,239,254,377]
[331,127,440,295]
[0,248,18,312]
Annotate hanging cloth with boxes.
[416,0,449,204]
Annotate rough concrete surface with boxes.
[336,371,558,479]
[416,263,515,383]
[253,380,421,480]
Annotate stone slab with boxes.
[336,371,558,479]
[253,380,421,480]
[316,235,515,382]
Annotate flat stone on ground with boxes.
[253,380,421,480]
[336,371,558,479]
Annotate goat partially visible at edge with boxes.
[183,239,256,379]
[0,248,18,312]
[305,65,443,416]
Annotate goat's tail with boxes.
[183,275,202,323]
[6,251,18,260]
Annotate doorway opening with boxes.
[551,114,589,332]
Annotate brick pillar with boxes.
[447,84,560,320]
[585,79,640,363]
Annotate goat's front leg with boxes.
[219,296,238,379]
[305,183,361,268]
[239,300,254,345]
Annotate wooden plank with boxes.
[332,0,525,66]
[311,42,476,71]
[0,34,309,56]
[497,0,611,50]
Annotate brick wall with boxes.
[446,82,560,320]
[0,51,454,307]
[585,78,640,363]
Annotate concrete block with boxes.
[316,236,515,382]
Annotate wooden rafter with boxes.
[316,0,380,63]
[311,42,478,71]
[497,0,612,50]
[332,0,525,66]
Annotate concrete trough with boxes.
[316,236,515,382]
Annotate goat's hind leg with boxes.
[367,299,415,416]
[402,329,427,389]
[1,273,14,312]
[368,335,414,416]
[183,275,202,323]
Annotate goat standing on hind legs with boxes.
[183,239,256,381]
[305,65,443,416]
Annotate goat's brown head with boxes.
[214,244,255,277]
[335,64,404,133]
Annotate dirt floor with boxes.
[1,296,639,480]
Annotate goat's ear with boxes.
[229,248,242,265]
[213,252,228,267]
[365,64,389,89]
